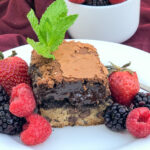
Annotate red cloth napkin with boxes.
[0,0,150,53]
[123,0,150,52]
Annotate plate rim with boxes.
[1,39,150,150]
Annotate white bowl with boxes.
[66,0,141,43]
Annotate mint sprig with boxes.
[27,0,78,59]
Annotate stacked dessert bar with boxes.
[29,41,112,127]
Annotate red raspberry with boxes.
[110,0,126,4]
[126,107,150,138]
[69,0,85,4]
[9,83,36,117]
[21,114,52,145]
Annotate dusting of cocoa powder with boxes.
[30,41,109,88]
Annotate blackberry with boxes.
[104,103,130,131]
[0,85,9,103]
[0,85,26,135]
[131,92,150,109]
[84,0,111,6]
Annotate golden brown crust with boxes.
[40,105,107,128]
[53,41,108,81]
[30,40,109,88]
[39,98,113,128]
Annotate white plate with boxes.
[1,39,150,150]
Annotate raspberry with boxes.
[69,0,85,4]
[9,83,36,117]
[126,107,150,138]
[109,0,126,4]
[21,114,52,145]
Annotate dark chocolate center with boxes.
[33,80,107,109]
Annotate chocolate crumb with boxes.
[54,119,59,122]
[96,112,103,118]
[68,116,77,124]
[44,116,51,122]
[68,109,78,114]
[79,109,90,118]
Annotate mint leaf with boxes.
[27,9,46,45]
[27,0,78,59]
[27,38,55,59]
[47,15,78,51]
[0,51,4,60]
[27,9,39,35]
[40,0,68,26]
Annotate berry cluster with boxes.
[104,62,150,138]
[0,53,52,146]
[0,86,25,135]
[104,95,150,138]
[9,83,52,145]
[69,0,126,5]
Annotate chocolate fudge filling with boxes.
[32,79,108,109]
